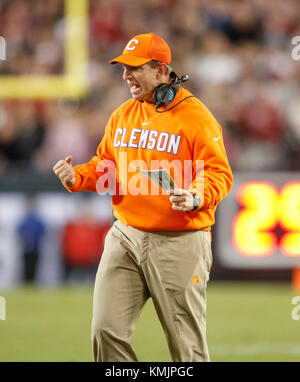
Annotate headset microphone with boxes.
[178,74,189,83]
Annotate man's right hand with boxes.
[53,156,76,187]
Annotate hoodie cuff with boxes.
[63,171,82,193]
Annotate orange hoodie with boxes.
[65,87,233,232]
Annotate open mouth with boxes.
[129,83,141,93]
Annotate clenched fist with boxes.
[53,156,76,187]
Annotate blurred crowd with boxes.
[4,192,112,286]
[0,0,300,175]
[18,201,111,284]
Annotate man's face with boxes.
[122,63,160,102]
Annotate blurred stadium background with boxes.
[0,0,300,362]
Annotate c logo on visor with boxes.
[126,39,139,51]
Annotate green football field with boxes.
[0,281,299,362]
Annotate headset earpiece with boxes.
[153,72,190,111]
[152,83,177,109]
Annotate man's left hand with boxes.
[169,189,198,212]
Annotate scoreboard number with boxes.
[233,181,300,258]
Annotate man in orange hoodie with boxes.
[53,33,233,362]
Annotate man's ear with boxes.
[156,63,168,79]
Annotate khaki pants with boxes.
[91,220,212,362]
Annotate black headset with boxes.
[152,71,193,112]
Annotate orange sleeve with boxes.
[188,110,233,210]
[64,115,115,193]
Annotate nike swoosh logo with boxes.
[214,136,221,142]
[142,121,152,126]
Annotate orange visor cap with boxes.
[109,32,171,67]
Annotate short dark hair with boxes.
[147,60,172,77]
